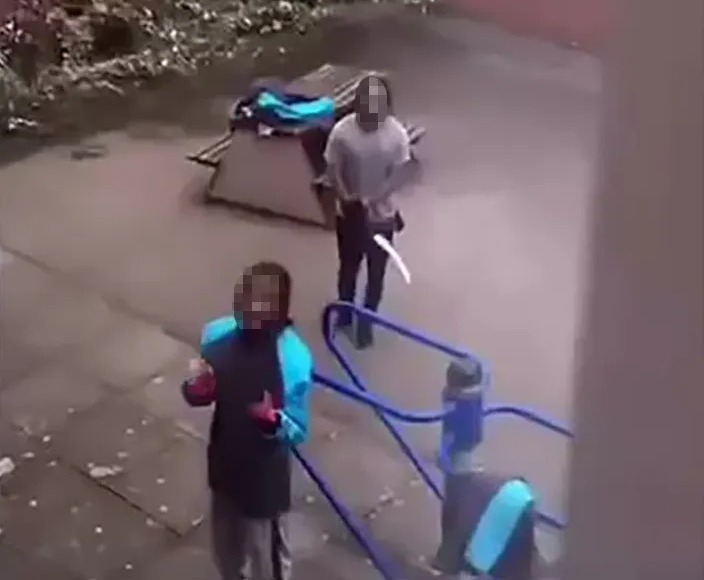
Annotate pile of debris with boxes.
[0,0,329,132]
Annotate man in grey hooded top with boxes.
[324,74,411,348]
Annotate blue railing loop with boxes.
[312,372,447,423]
[320,301,490,501]
[483,405,574,439]
[482,404,573,529]
[291,447,402,580]
[296,301,574,580]
[321,301,491,397]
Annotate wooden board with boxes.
[206,63,383,228]
[209,130,331,227]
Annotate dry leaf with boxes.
[89,465,124,479]
[0,456,16,478]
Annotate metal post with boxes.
[441,357,484,474]
[434,357,484,575]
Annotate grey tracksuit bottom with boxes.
[211,493,292,580]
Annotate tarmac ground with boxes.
[0,6,600,579]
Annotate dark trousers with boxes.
[335,203,393,322]
[211,493,291,580]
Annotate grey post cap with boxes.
[446,357,483,389]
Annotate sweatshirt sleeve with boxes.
[279,380,311,446]
[278,330,314,446]
[181,315,239,408]
[201,315,239,349]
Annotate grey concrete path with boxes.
[0,7,599,579]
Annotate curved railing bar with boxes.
[484,405,574,530]
[322,301,484,360]
[537,511,566,531]
[313,373,572,531]
[313,371,444,500]
[319,302,490,501]
[313,372,448,423]
[312,300,573,574]
[483,405,574,439]
[322,302,491,396]
[292,447,401,580]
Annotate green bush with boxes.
[1,0,329,129]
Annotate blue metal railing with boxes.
[318,301,491,500]
[291,445,402,578]
[296,301,573,579]
[482,405,573,529]
[483,405,575,439]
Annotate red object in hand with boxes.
[249,391,280,423]
[182,367,216,407]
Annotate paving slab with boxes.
[87,196,336,343]
[0,461,171,579]
[0,256,55,386]
[166,480,363,570]
[0,138,201,276]
[120,544,220,580]
[0,424,63,507]
[69,314,190,391]
[87,205,271,342]
[0,253,121,391]
[51,395,174,475]
[9,278,115,359]
[50,394,210,534]
[103,429,209,535]
[122,518,378,580]
[0,255,115,355]
[0,364,109,437]
[0,421,41,458]
[292,541,385,580]
[365,476,442,572]
[0,543,81,580]
[0,336,42,388]
[296,426,419,515]
[0,253,55,329]
[128,352,212,441]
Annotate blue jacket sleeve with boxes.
[201,316,239,352]
[199,319,312,445]
[278,328,313,446]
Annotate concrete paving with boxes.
[0,6,599,579]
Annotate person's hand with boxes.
[188,358,210,379]
[249,391,279,424]
[338,190,355,202]
[183,359,216,407]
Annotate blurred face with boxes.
[233,273,282,330]
[355,77,389,132]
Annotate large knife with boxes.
[373,234,412,285]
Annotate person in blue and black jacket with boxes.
[182,261,313,580]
